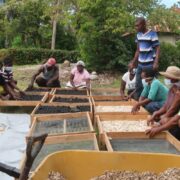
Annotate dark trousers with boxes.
[169,126,180,140]
[134,63,153,100]
[36,77,61,88]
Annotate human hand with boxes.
[145,127,161,138]
[131,104,140,114]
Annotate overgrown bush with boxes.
[159,42,180,70]
[0,48,79,65]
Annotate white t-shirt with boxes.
[122,72,136,90]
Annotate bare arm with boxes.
[153,45,160,70]
[146,114,180,137]
[120,80,126,97]
[131,96,151,114]
[129,43,139,69]
[28,67,43,88]
[70,74,75,88]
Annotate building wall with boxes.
[158,35,177,45]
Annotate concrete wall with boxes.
[158,34,178,45]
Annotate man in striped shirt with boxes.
[129,17,160,100]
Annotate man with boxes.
[66,61,90,89]
[129,17,160,100]
[146,66,180,139]
[120,68,136,99]
[131,68,168,114]
[28,58,60,89]
[148,66,180,125]
[146,91,180,139]
[0,57,24,99]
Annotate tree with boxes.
[148,5,180,33]
[75,0,159,71]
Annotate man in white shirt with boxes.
[120,68,136,99]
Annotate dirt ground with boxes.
[13,64,121,90]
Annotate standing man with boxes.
[129,17,160,99]
[27,58,60,89]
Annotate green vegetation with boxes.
[0,0,179,71]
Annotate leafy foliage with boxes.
[0,48,79,65]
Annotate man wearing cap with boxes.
[146,66,180,139]
[66,61,90,89]
[27,58,60,89]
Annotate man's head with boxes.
[129,68,136,76]
[3,57,13,71]
[46,58,56,71]
[135,17,146,32]
[141,68,156,85]
[76,60,85,73]
[160,66,180,87]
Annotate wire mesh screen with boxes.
[33,117,90,135]
[32,140,95,170]
[110,139,180,155]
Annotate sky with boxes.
[160,0,179,7]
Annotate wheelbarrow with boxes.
[31,150,180,180]
[0,133,48,180]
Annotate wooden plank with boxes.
[103,133,113,152]
[106,132,167,139]
[166,132,180,151]
[54,88,89,96]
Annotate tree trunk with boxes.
[51,0,60,50]
[51,19,57,50]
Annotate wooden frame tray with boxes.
[31,103,93,122]
[92,95,127,103]
[96,114,150,134]
[103,132,180,154]
[53,88,89,96]
[49,95,91,105]
[28,112,94,137]
[21,133,99,172]
[93,101,148,115]
[0,92,49,106]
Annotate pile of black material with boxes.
[56,89,87,95]
[35,105,90,114]
[19,94,43,101]
[53,97,89,103]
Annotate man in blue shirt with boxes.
[129,17,160,100]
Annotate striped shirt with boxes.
[0,68,13,82]
[136,30,160,63]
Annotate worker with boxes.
[66,60,90,89]
[27,58,60,89]
[147,66,180,124]
[146,66,180,139]
[129,17,160,100]
[120,68,136,99]
[0,57,24,99]
[131,68,168,114]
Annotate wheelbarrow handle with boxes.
[0,163,20,178]
[19,133,48,180]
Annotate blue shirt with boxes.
[136,30,160,63]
